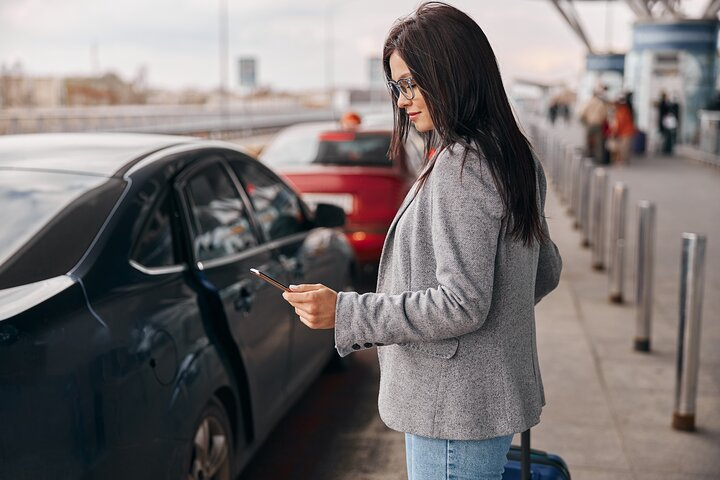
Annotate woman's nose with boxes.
[396,94,411,109]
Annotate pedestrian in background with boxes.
[657,91,679,154]
[611,92,635,166]
[281,2,562,479]
[548,99,558,124]
[579,87,609,163]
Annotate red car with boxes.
[260,119,424,278]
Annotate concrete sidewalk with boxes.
[532,148,720,479]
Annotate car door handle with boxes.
[234,286,254,313]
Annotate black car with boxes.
[0,133,354,479]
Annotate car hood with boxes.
[0,276,75,322]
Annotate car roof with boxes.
[0,133,199,177]
[276,119,393,136]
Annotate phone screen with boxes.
[249,268,290,292]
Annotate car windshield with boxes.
[0,170,125,289]
[262,128,392,168]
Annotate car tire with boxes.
[186,398,233,480]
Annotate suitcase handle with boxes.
[521,429,531,480]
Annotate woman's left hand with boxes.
[282,284,337,329]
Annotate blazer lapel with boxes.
[387,182,419,238]
[376,183,420,291]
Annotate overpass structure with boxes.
[550,0,720,53]
[548,0,720,149]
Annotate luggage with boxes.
[632,130,647,154]
[503,430,571,480]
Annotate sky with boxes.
[0,0,713,92]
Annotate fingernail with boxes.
[289,285,298,289]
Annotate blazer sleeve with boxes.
[534,161,562,304]
[333,148,504,357]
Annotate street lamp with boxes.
[219,0,229,134]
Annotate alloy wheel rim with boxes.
[188,416,230,480]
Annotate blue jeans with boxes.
[405,432,513,480]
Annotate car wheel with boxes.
[187,399,233,480]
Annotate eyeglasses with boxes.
[387,78,417,100]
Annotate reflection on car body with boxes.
[0,133,354,480]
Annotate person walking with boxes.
[657,91,680,154]
[611,93,635,166]
[281,3,562,479]
[579,87,609,163]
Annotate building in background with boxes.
[624,19,719,146]
[1,66,147,108]
[64,73,146,106]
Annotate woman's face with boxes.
[389,51,435,132]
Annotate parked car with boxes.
[260,119,425,279]
[0,133,354,480]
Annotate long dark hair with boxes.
[383,2,544,246]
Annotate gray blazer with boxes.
[334,144,562,440]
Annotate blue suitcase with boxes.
[503,430,571,480]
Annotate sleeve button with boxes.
[375,343,384,346]
[352,343,361,350]
[364,342,373,348]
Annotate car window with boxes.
[260,127,320,167]
[230,159,309,242]
[261,127,392,168]
[0,171,125,290]
[131,191,177,269]
[314,132,392,167]
[184,162,258,262]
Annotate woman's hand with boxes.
[282,284,337,329]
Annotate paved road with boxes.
[237,348,406,480]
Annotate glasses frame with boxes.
[387,78,416,101]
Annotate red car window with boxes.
[315,132,391,167]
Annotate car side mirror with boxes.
[314,203,346,228]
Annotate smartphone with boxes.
[250,268,290,292]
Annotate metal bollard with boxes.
[556,144,564,200]
[565,147,578,211]
[567,152,577,216]
[563,144,573,201]
[571,153,583,227]
[634,201,655,352]
[563,147,573,211]
[608,182,628,303]
[541,132,550,173]
[672,233,707,432]
[556,142,566,201]
[554,138,562,186]
[561,145,573,203]
[591,168,608,270]
[580,159,594,247]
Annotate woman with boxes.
[611,93,635,166]
[282,3,562,479]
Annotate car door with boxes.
[176,155,291,434]
[228,154,340,394]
